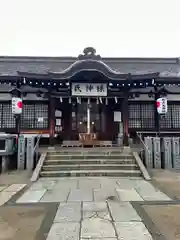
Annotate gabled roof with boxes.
[0,47,179,77]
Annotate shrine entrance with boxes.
[55,96,124,146]
[69,97,108,142]
[76,99,101,134]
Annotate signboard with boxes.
[56,119,61,126]
[55,110,62,117]
[71,83,107,96]
[12,97,23,114]
[156,97,167,114]
[114,111,121,122]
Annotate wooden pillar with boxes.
[105,99,114,141]
[49,96,55,146]
[62,99,72,140]
[122,93,129,146]
[14,81,21,137]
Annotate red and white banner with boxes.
[156,97,168,114]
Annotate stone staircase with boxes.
[40,148,142,178]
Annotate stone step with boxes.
[47,151,129,155]
[40,169,141,178]
[42,164,138,171]
[44,159,135,165]
[62,140,113,146]
[46,155,134,160]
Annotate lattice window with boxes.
[35,104,48,129]
[21,102,49,129]
[21,104,34,129]
[128,102,155,129]
[1,103,16,128]
[128,104,141,118]
[0,103,2,128]
[159,108,172,129]
[171,104,180,128]
[141,104,155,128]
[128,104,141,128]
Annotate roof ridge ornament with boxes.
[78,47,101,60]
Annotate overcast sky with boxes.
[0,0,179,57]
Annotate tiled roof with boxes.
[0,48,179,77]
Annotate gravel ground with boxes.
[143,204,180,240]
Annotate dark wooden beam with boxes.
[122,91,129,146]
[157,77,180,83]
[154,86,161,136]
[49,95,55,146]
[17,71,50,79]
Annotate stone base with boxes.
[1,156,9,173]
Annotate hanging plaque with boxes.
[71,83,107,96]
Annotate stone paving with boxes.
[14,177,171,239]
[1,170,180,239]
[0,183,26,206]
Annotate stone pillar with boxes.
[26,136,35,170]
[163,137,172,169]
[172,137,180,169]
[17,134,25,170]
[1,156,9,173]
[153,137,161,169]
[144,137,153,168]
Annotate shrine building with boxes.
[0,47,180,146]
